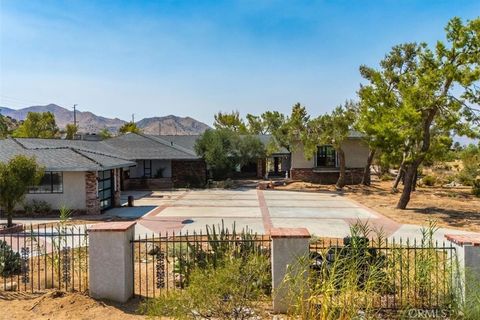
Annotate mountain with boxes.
[0,104,210,135]
[137,115,210,135]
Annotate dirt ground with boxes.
[0,290,149,320]
[276,180,480,233]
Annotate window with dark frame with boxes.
[143,160,152,178]
[29,171,63,194]
[316,145,337,167]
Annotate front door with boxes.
[98,170,113,210]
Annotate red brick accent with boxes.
[88,221,136,232]
[270,227,310,238]
[256,190,273,232]
[290,168,367,185]
[445,234,480,246]
[0,223,24,234]
[85,171,100,215]
[171,160,206,188]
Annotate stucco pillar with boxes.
[445,234,480,307]
[271,227,310,314]
[88,221,136,302]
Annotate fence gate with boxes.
[131,230,271,299]
[0,224,89,293]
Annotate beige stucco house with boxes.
[290,132,370,184]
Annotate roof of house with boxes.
[0,138,135,171]
[102,133,200,160]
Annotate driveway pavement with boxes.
[129,188,476,242]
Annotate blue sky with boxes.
[1,0,479,125]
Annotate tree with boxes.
[194,129,265,180]
[119,122,141,134]
[0,114,8,138]
[12,112,59,138]
[65,124,78,140]
[359,17,480,209]
[0,156,44,227]
[213,111,247,133]
[304,102,357,189]
[99,128,112,139]
[195,129,237,179]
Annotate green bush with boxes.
[141,253,270,319]
[380,173,394,181]
[23,199,51,215]
[472,179,480,198]
[0,240,21,277]
[422,175,437,186]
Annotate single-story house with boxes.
[290,131,370,184]
[0,133,207,214]
[0,137,135,214]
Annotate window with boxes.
[29,171,63,194]
[143,160,152,178]
[316,146,336,167]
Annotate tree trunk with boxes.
[336,148,346,190]
[361,149,375,186]
[6,205,13,228]
[392,160,405,193]
[412,169,418,192]
[397,162,420,209]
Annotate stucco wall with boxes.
[342,139,369,168]
[291,143,314,168]
[24,171,87,210]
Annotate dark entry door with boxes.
[98,170,113,210]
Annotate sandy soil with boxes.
[0,290,147,320]
[276,180,480,233]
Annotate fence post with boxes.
[270,227,310,314]
[88,221,136,303]
[445,234,480,306]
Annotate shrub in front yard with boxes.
[472,179,480,198]
[141,253,271,319]
[421,174,437,186]
[23,199,52,215]
[0,240,21,277]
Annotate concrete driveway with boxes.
[128,188,476,242]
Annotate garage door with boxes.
[98,170,113,210]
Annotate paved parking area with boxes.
[125,188,471,241]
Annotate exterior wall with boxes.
[257,158,266,178]
[291,143,314,168]
[290,168,366,185]
[129,159,172,178]
[171,160,206,187]
[23,171,87,211]
[342,139,369,168]
[85,171,101,215]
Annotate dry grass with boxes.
[277,180,480,233]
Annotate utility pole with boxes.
[73,104,77,127]
[131,114,135,123]
[158,121,161,135]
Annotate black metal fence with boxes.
[131,230,271,299]
[309,237,457,311]
[0,224,89,293]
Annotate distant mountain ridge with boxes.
[0,104,210,135]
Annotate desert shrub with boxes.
[141,253,270,319]
[421,175,437,186]
[23,199,51,215]
[472,179,480,198]
[0,240,21,277]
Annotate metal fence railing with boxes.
[131,230,271,299]
[0,224,89,293]
[309,237,457,310]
